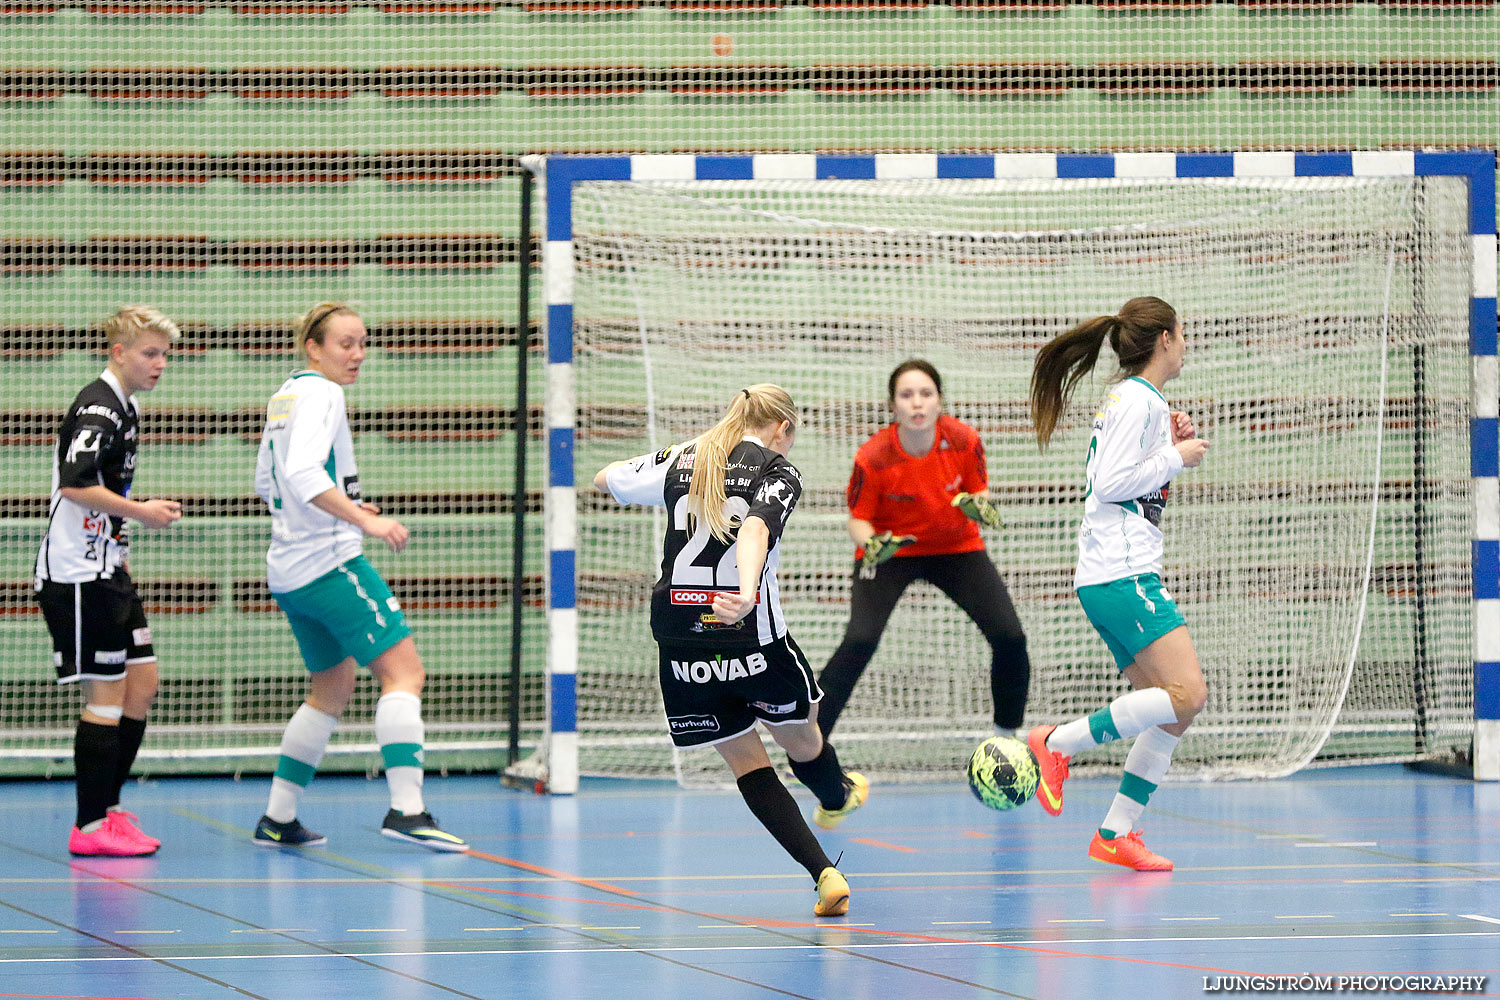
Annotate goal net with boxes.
[566,173,1474,783]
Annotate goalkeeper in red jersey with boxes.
[818,360,1031,739]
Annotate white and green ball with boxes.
[966,736,1040,811]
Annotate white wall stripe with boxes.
[1113,153,1178,178]
[1473,236,1497,298]
[992,153,1057,178]
[1477,720,1499,780]
[549,731,580,794]
[548,485,577,551]
[875,153,938,179]
[1478,599,1500,662]
[544,240,574,306]
[630,154,695,181]
[548,608,578,676]
[1235,151,1297,177]
[752,153,817,180]
[546,362,575,431]
[1477,478,1499,542]
[1476,356,1499,420]
[1352,151,1416,177]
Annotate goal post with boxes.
[525,151,1497,793]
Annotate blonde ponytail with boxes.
[686,384,798,543]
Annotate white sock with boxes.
[266,704,338,823]
[376,691,425,816]
[1047,687,1177,756]
[1100,727,1180,839]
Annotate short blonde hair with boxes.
[295,301,360,357]
[104,305,181,348]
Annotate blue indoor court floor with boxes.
[1,765,1496,1000]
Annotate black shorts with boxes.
[35,574,155,684]
[657,633,822,748]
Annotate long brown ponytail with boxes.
[687,384,798,542]
[1029,296,1177,448]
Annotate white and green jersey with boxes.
[1075,376,1184,588]
[254,370,363,593]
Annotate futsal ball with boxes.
[966,736,1039,811]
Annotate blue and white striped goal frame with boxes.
[535,151,1498,793]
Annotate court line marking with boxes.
[13,825,491,1000]
[4,929,1495,966]
[0,930,56,935]
[579,926,641,931]
[932,921,991,926]
[1160,917,1219,922]
[850,838,918,854]
[347,929,406,933]
[1390,913,1448,917]
[460,850,1028,996]
[463,928,526,932]
[1460,914,1500,926]
[1296,842,1377,848]
[1,859,1495,885]
[1274,915,1334,920]
[230,929,314,934]
[1345,876,1500,884]
[463,849,637,895]
[113,930,180,935]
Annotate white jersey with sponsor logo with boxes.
[254,370,363,593]
[1075,376,1185,588]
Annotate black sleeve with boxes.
[56,414,117,490]
[746,457,802,546]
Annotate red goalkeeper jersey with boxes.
[846,414,988,559]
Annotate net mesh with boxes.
[0,5,1492,776]
[570,175,1473,782]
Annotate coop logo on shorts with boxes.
[93,649,127,665]
[131,627,152,646]
[668,714,719,735]
[752,700,797,716]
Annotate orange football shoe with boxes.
[1026,725,1070,816]
[1089,829,1173,871]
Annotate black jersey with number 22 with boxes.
[605,439,802,649]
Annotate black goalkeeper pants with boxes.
[818,549,1031,736]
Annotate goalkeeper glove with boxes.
[952,492,1003,530]
[859,531,916,577]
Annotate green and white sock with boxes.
[377,691,425,816]
[1047,687,1176,756]
[266,704,337,823]
[1099,726,1180,840]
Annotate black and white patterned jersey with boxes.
[605,436,803,649]
[34,370,140,585]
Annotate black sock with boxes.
[788,741,850,812]
[736,767,832,880]
[74,721,120,828]
[113,716,147,807]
